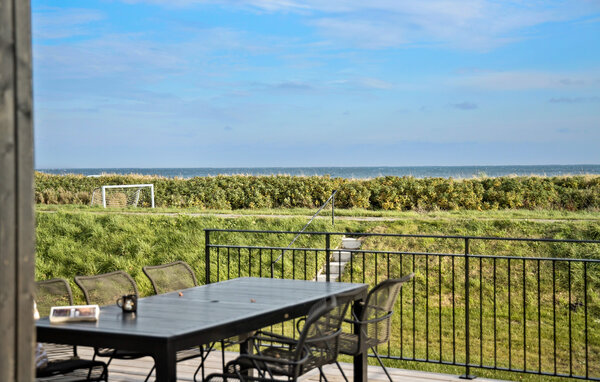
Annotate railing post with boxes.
[205,230,211,284]
[325,233,331,282]
[460,238,476,379]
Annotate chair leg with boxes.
[144,365,155,382]
[318,366,329,382]
[371,347,393,382]
[334,361,349,382]
[193,343,216,382]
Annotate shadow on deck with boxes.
[72,347,508,382]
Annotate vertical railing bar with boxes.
[349,248,354,282]
[452,256,456,364]
[325,234,331,282]
[553,260,557,375]
[227,247,231,280]
[508,258,512,370]
[568,261,572,377]
[584,262,588,379]
[426,255,429,361]
[493,257,497,368]
[248,248,252,277]
[362,251,366,283]
[216,247,220,282]
[439,255,442,363]
[259,248,263,278]
[400,252,404,359]
[479,256,483,367]
[205,230,211,284]
[314,250,318,280]
[387,252,391,357]
[270,249,274,279]
[537,259,541,374]
[237,248,241,278]
[522,258,527,372]
[461,238,473,379]
[292,249,296,280]
[281,247,285,279]
[413,253,416,360]
[303,250,307,281]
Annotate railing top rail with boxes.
[207,243,600,263]
[204,228,600,244]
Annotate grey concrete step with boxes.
[331,250,352,262]
[341,238,361,249]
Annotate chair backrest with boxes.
[294,292,353,376]
[142,261,197,294]
[35,278,76,360]
[36,278,74,317]
[75,270,138,306]
[361,273,415,346]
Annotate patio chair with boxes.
[218,292,353,382]
[35,278,108,381]
[74,271,152,380]
[335,273,415,382]
[142,261,206,380]
[142,261,252,381]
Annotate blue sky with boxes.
[32,0,600,168]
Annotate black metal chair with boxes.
[335,273,415,382]
[74,271,153,380]
[142,261,207,381]
[142,261,253,381]
[35,278,108,381]
[214,293,353,382]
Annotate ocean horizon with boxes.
[36,165,600,179]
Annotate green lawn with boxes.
[35,205,600,381]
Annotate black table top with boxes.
[36,277,368,351]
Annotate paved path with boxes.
[36,209,600,223]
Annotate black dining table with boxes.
[36,277,369,381]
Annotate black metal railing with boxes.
[204,229,600,381]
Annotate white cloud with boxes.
[449,70,600,91]
[32,8,104,39]
[116,0,600,50]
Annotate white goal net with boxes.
[91,184,155,208]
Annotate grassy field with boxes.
[35,205,600,381]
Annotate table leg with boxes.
[154,344,177,382]
[353,300,367,382]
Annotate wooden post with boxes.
[0,0,35,381]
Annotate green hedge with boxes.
[34,172,600,211]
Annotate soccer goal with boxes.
[91,184,155,208]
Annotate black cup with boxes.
[117,294,137,313]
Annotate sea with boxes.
[36,165,600,179]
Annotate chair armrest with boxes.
[253,331,298,345]
[236,348,310,368]
[343,311,393,325]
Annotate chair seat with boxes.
[37,358,106,380]
[338,332,381,355]
[175,345,203,362]
[96,348,148,359]
[234,345,325,378]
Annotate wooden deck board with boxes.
[73,347,508,382]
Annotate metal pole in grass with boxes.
[270,190,338,270]
[460,237,476,379]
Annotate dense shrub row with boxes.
[34,172,600,211]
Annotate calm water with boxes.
[36,165,600,179]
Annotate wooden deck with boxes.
[75,347,508,382]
